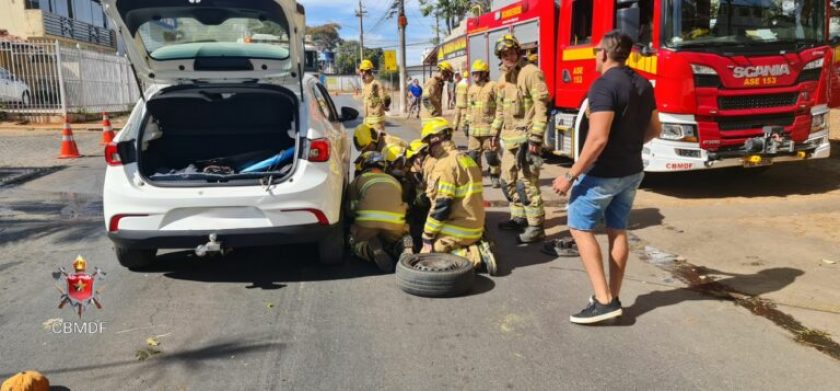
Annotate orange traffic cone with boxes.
[100,112,115,145]
[58,116,81,159]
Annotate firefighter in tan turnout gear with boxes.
[492,34,550,243]
[420,118,498,275]
[348,151,413,272]
[453,71,470,138]
[420,61,454,126]
[359,59,388,131]
[465,59,502,188]
[353,123,407,153]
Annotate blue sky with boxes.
[299,0,439,66]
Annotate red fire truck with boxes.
[466,0,836,172]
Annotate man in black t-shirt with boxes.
[552,30,662,324]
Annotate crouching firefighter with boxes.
[493,34,549,243]
[420,118,498,275]
[347,151,414,272]
[353,123,407,155]
[466,59,502,188]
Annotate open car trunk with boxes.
[138,85,299,186]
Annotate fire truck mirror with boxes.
[616,5,640,43]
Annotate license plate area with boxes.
[743,155,773,168]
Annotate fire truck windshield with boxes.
[663,0,825,50]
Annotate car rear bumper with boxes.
[108,222,341,250]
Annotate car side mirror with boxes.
[340,106,359,122]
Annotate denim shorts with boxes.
[568,172,644,231]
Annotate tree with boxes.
[305,23,342,50]
[335,40,385,75]
[418,0,490,37]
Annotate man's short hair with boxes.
[601,30,633,63]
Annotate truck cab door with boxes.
[829,4,840,107]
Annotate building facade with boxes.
[0,0,116,51]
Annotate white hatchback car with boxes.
[102,0,354,269]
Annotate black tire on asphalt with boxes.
[318,223,346,265]
[395,253,475,297]
[115,247,157,270]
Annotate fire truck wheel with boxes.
[396,253,475,297]
[115,246,157,270]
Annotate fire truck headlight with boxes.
[660,124,698,142]
[811,112,827,133]
[803,58,825,70]
[690,64,718,75]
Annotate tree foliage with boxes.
[305,23,343,50]
[419,0,490,37]
[335,40,385,75]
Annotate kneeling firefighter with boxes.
[420,118,498,274]
[466,59,502,188]
[347,151,414,272]
[353,123,408,154]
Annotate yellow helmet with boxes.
[471,59,489,73]
[494,33,521,57]
[359,59,375,71]
[406,139,428,159]
[353,124,380,151]
[437,61,453,73]
[382,144,406,164]
[462,71,469,78]
[528,53,538,63]
[421,117,453,142]
[354,151,386,173]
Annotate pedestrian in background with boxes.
[552,30,661,324]
[408,79,422,119]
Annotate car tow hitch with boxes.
[195,233,226,257]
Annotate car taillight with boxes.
[282,208,329,225]
[308,138,330,162]
[105,142,121,166]
[108,214,148,232]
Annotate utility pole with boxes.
[434,12,440,45]
[398,0,407,114]
[356,0,366,65]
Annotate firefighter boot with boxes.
[490,175,501,189]
[518,225,546,244]
[397,234,415,259]
[368,236,395,273]
[478,239,499,276]
[498,217,527,231]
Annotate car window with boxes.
[0,69,9,80]
[311,84,334,121]
[316,83,340,121]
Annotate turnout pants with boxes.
[432,235,482,268]
[500,146,545,227]
[467,136,501,177]
[350,225,404,263]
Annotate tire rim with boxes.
[408,256,464,272]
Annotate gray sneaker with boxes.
[518,226,545,243]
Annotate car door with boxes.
[311,82,349,180]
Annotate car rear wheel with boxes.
[115,246,157,270]
[395,253,475,297]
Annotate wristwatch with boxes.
[564,172,577,182]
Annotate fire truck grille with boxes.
[718,93,798,110]
[716,113,795,131]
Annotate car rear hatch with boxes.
[102,0,304,86]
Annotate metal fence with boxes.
[0,39,139,117]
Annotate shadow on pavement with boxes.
[0,337,283,379]
[608,267,804,327]
[141,245,384,288]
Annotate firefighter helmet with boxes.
[471,59,490,73]
[353,124,380,151]
[528,53,538,63]
[359,59,375,71]
[355,151,387,173]
[382,144,406,165]
[421,117,453,143]
[437,61,453,73]
[406,139,428,160]
[494,34,521,58]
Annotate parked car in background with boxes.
[102,0,356,269]
[0,67,31,106]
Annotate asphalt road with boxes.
[0,95,838,390]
